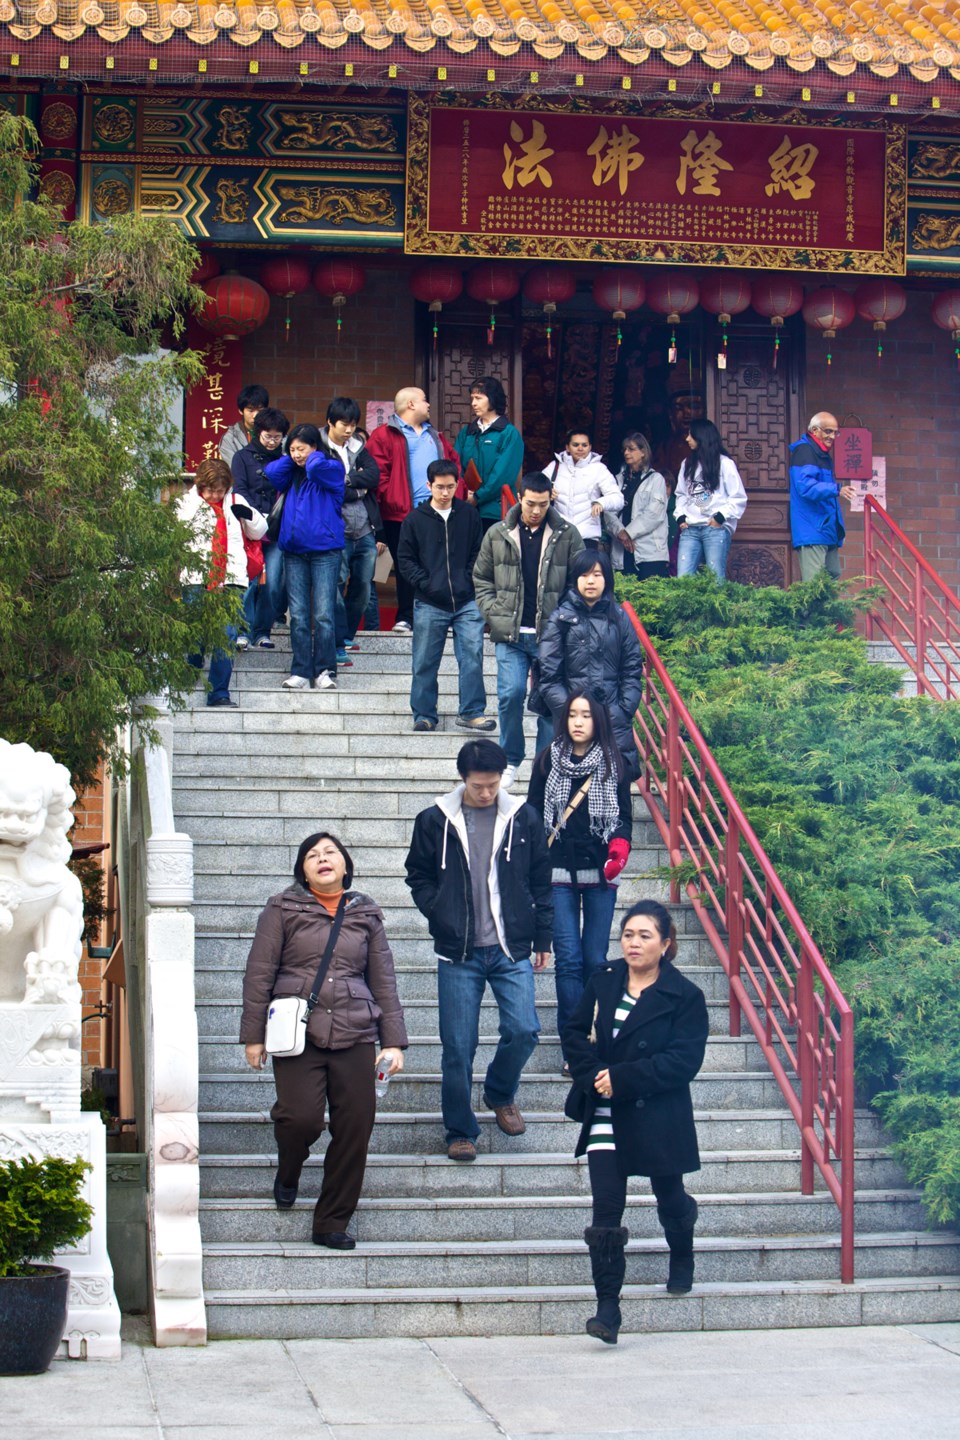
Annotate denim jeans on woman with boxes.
[677,524,732,581]
[553,883,618,1039]
[495,633,555,768]
[285,549,341,681]
[437,946,540,1143]
[182,583,240,705]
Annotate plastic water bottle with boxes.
[374,1059,392,1100]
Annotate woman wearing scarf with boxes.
[604,432,670,580]
[527,694,633,1060]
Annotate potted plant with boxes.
[0,1154,93,1375]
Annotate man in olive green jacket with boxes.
[473,471,583,788]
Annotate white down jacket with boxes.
[176,484,268,588]
[550,451,623,542]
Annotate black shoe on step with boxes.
[273,1174,298,1210]
[312,1231,357,1249]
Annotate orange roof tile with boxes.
[2,0,959,75]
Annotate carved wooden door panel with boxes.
[710,327,802,588]
[429,318,519,453]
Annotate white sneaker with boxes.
[392,619,412,634]
[282,675,309,690]
[235,636,250,652]
[316,670,337,691]
[500,764,519,790]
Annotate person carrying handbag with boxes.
[240,832,407,1249]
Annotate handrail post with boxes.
[914,565,927,697]
[840,1009,856,1283]
[725,818,742,1039]
[863,500,875,640]
[666,702,682,904]
[797,948,816,1197]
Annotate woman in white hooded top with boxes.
[674,418,747,583]
[550,429,623,548]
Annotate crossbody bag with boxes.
[546,774,593,849]
[264,895,346,1058]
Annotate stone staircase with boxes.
[865,639,956,699]
[172,633,960,1339]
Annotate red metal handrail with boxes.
[863,496,960,701]
[622,601,856,1283]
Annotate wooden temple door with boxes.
[424,309,522,462]
[709,324,802,589]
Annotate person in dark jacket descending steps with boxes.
[231,406,290,649]
[563,900,709,1344]
[398,459,495,734]
[404,739,553,1163]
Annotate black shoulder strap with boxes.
[304,895,347,1017]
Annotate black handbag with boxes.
[265,488,286,544]
[526,658,551,718]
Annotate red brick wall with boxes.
[71,767,109,1068]
[805,288,960,595]
[241,264,418,428]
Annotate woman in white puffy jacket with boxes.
[550,429,623,547]
[674,419,747,583]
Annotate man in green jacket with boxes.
[454,377,525,534]
[473,471,584,789]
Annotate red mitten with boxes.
[603,838,630,883]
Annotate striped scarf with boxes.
[544,739,621,844]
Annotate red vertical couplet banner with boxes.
[183,315,243,473]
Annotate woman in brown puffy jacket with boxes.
[241,831,408,1249]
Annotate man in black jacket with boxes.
[398,459,495,733]
[405,739,553,1162]
[230,406,290,649]
[322,397,382,663]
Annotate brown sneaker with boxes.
[447,1138,478,1163]
[483,1093,526,1136]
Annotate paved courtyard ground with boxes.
[5,1318,960,1438]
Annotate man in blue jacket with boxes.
[789,412,857,582]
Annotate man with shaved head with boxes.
[367,386,461,631]
[788,410,857,583]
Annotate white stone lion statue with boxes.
[0,739,84,1024]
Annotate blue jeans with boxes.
[552,883,618,1040]
[495,634,555,767]
[677,525,733,581]
[263,540,287,624]
[335,533,378,646]
[183,584,239,705]
[437,946,540,1143]
[363,582,381,633]
[284,549,342,681]
[411,599,486,726]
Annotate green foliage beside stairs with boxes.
[0,1155,93,1279]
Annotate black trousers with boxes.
[587,1149,688,1228]
[271,1039,376,1233]
[383,518,414,627]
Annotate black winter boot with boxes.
[584,1225,629,1344]
[657,1195,698,1294]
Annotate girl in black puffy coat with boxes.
[537,549,644,781]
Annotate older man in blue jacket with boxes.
[789,411,857,583]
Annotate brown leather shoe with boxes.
[483,1093,526,1136]
[447,1138,478,1163]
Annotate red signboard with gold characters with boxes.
[405,98,906,276]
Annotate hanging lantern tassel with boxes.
[772,317,783,370]
[668,312,679,365]
[717,311,731,371]
[613,307,625,349]
[429,299,442,352]
[954,328,960,370]
[543,300,557,359]
[824,326,836,367]
[873,319,885,362]
[284,298,293,344]
[487,307,496,346]
[334,291,346,341]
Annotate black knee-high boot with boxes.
[657,1195,698,1294]
[584,1226,629,1344]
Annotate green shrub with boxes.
[617,570,960,1225]
[0,1155,93,1277]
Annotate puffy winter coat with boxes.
[404,786,553,964]
[366,416,461,524]
[789,434,845,548]
[398,498,482,613]
[563,958,709,1177]
[265,449,345,555]
[231,441,282,519]
[473,503,584,643]
[454,416,525,521]
[550,451,623,541]
[176,484,267,589]
[537,591,644,772]
[240,885,408,1052]
[604,464,670,568]
[674,455,747,532]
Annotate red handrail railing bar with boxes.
[863,496,960,701]
[622,601,856,1284]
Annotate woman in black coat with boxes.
[563,899,709,1344]
[537,548,644,781]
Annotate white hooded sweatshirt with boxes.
[550,450,624,541]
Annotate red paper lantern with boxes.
[750,276,804,367]
[646,271,699,364]
[260,257,313,343]
[313,259,366,338]
[197,274,270,341]
[523,265,577,357]
[931,288,960,367]
[855,279,906,360]
[591,268,645,349]
[466,262,521,344]
[803,287,856,367]
[699,274,752,369]
[191,251,221,286]
[409,262,464,354]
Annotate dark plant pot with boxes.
[0,1265,70,1375]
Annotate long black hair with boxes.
[620,900,678,962]
[293,832,354,890]
[538,692,624,782]
[680,418,727,493]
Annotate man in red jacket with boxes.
[366,387,460,631]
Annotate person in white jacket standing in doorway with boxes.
[550,430,623,549]
[674,419,747,583]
